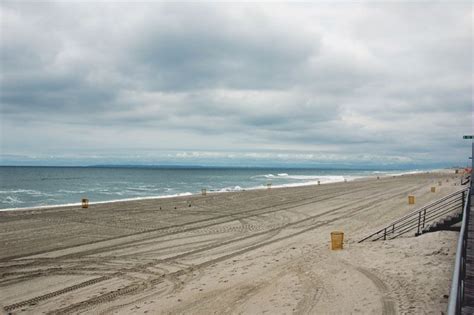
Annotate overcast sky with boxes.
[0,1,472,167]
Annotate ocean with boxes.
[0,166,424,210]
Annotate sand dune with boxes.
[0,172,462,314]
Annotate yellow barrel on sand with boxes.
[408,195,415,205]
[82,198,89,209]
[330,231,344,250]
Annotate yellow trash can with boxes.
[331,231,344,250]
[82,198,89,209]
[408,195,415,205]
[431,187,436,193]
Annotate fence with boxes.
[359,188,468,243]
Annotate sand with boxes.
[0,171,464,314]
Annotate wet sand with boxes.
[0,171,463,314]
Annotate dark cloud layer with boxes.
[0,2,472,167]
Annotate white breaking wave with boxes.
[390,170,426,176]
[255,173,345,181]
[58,189,86,194]
[3,196,23,204]
[371,169,428,177]
[270,176,358,189]
[0,189,42,195]
[0,192,194,212]
[216,186,243,192]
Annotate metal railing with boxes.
[359,188,469,243]
[447,187,471,314]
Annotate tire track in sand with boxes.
[356,267,396,315]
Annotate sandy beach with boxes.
[0,171,464,314]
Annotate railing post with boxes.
[417,212,421,235]
[462,190,466,210]
[383,228,387,240]
[422,209,426,229]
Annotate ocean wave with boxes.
[371,170,428,177]
[3,196,24,204]
[126,187,161,192]
[253,173,294,179]
[0,189,42,195]
[270,176,355,188]
[254,174,346,182]
[98,191,125,196]
[286,175,341,181]
[40,177,82,181]
[58,189,86,194]
[391,170,426,176]
[0,192,194,211]
[215,186,243,193]
[0,189,56,197]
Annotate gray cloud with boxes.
[0,1,472,167]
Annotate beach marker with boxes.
[317,180,320,185]
[330,231,344,250]
[201,188,207,196]
[408,195,415,205]
[267,183,272,189]
[81,198,89,209]
[377,176,380,180]
[431,187,436,193]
